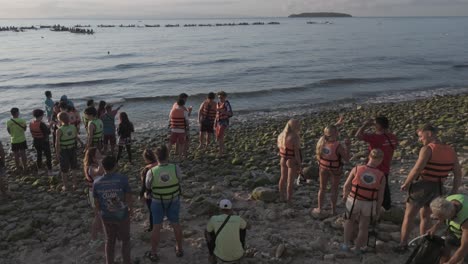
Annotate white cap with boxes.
[219,199,232,210]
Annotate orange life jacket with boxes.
[216,101,231,121]
[279,145,295,159]
[30,120,44,139]
[350,165,384,201]
[170,107,186,130]
[319,141,342,170]
[420,143,456,183]
[201,100,217,120]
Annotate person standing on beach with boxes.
[277,119,302,202]
[205,199,247,264]
[172,93,192,157]
[168,99,188,160]
[83,99,96,133]
[30,109,53,176]
[145,145,184,261]
[394,124,462,253]
[85,107,104,151]
[97,100,107,118]
[6,108,28,173]
[116,112,134,164]
[342,149,385,254]
[355,116,398,210]
[313,121,350,216]
[102,104,122,155]
[55,112,79,191]
[83,147,104,243]
[215,91,233,156]
[140,149,158,232]
[198,92,217,149]
[60,95,74,108]
[44,91,54,123]
[93,155,133,264]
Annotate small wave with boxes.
[318,77,408,86]
[0,78,126,90]
[98,53,137,59]
[0,58,13,63]
[453,64,468,69]
[192,58,248,66]
[114,62,155,70]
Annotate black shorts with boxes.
[200,119,214,133]
[407,180,444,207]
[11,141,27,151]
[60,148,78,172]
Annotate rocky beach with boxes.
[0,93,467,264]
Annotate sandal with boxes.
[144,251,159,262]
[175,247,184,257]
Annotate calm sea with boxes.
[1,17,468,140]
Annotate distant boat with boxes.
[145,24,160,27]
[268,22,280,25]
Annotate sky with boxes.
[0,0,467,19]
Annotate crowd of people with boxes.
[0,89,465,263]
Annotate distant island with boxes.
[288,12,352,18]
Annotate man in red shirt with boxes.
[355,116,398,210]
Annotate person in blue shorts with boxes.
[145,145,184,261]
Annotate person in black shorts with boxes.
[198,92,217,149]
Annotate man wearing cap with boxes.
[205,199,247,264]
[30,109,53,176]
[394,124,462,253]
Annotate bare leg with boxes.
[198,132,204,149]
[399,202,421,245]
[330,171,342,215]
[91,209,103,240]
[20,149,27,170]
[419,206,432,236]
[314,169,329,213]
[172,224,183,252]
[205,133,211,148]
[151,224,162,255]
[13,151,20,170]
[343,214,357,246]
[278,158,288,201]
[355,216,371,249]
[61,171,69,191]
[286,159,298,202]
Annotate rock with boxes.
[381,206,405,225]
[323,254,335,261]
[377,223,400,232]
[263,209,277,221]
[253,176,271,188]
[275,244,285,258]
[390,231,401,242]
[362,255,385,264]
[302,166,319,181]
[187,200,218,216]
[7,226,34,242]
[231,158,243,165]
[251,187,278,202]
[0,204,16,214]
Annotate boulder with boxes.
[302,166,319,181]
[188,200,218,216]
[381,206,405,225]
[251,187,278,202]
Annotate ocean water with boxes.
[0,17,467,139]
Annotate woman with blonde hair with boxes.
[313,121,350,215]
[277,119,302,202]
[83,147,105,242]
[341,149,385,253]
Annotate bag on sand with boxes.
[405,235,445,264]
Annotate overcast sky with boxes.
[1,0,468,19]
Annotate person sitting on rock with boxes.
[6,107,28,173]
[277,119,302,202]
[394,124,461,253]
[205,199,247,264]
[145,145,183,261]
[355,115,398,210]
[342,149,385,254]
[313,119,350,216]
[30,109,53,176]
[93,155,133,264]
[55,112,79,191]
[428,195,468,264]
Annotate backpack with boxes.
[405,235,445,264]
